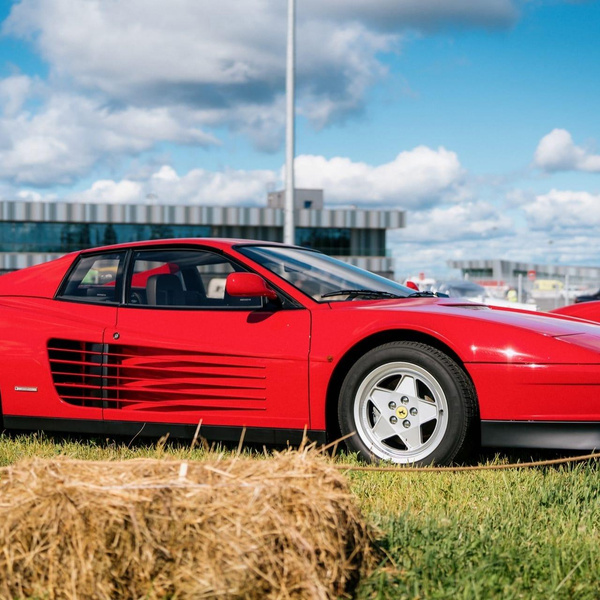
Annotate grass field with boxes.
[1,433,599,599]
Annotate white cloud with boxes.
[0,74,34,118]
[3,0,518,153]
[75,180,144,205]
[2,0,395,136]
[0,91,218,185]
[534,129,600,173]
[69,164,277,206]
[524,189,600,231]
[26,144,462,207]
[295,146,464,208]
[393,201,513,243]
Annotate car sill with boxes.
[481,420,600,450]
[2,416,327,446]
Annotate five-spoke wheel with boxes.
[338,341,476,465]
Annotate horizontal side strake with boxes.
[48,339,267,411]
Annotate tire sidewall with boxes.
[339,342,471,465]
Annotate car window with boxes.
[57,252,125,304]
[127,248,261,309]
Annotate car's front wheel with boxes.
[338,341,477,465]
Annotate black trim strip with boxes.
[481,420,600,450]
[2,416,327,446]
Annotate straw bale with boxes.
[0,451,377,599]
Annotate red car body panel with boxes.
[1,238,600,451]
[551,301,600,323]
[105,306,311,428]
[0,298,115,420]
[0,253,77,298]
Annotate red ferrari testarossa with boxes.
[2,238,600,465]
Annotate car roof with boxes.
[0,239,310,299]
[79,238,294,254]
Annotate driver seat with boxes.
[146,274,185,306]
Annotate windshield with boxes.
[238,245,413,302]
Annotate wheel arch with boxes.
[324,329,477,442]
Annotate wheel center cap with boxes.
[396,406,408,419]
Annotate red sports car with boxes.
[2,238,600,465]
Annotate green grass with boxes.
[1,433,599,599]
[349,462,600,599]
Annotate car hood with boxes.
[330,296,585,329]
[326,297,600,364]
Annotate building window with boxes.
[295,228,351,255]
[0,222,212,253]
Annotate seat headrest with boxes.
[146,274,185,306]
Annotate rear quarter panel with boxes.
[0,253,77,298]
[0,298,116,421]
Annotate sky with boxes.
[0,0,599,279]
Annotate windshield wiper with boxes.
[321,289,403,300]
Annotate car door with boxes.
[103,246,311,431]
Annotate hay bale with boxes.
[0,451,376,599]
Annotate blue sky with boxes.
[0,0,598,278]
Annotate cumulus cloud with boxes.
[35,144,463,209]
[524,189,600,232]
[68,164,277,206]
[0,91,218,185]
[0,74,34,118]
[3,0,519,154]
[295,146,464,208]
[534,129,600,173]
[393,201,513,242]
[13,144,462,207]
[1,0,393,138]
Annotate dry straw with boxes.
[0,450,377,599]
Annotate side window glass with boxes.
[57,252,124,303]
[199,261,235,300]
[127,248,262,309]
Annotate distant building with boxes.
[449,258,600,310]
[448,258,600,288]
[0,193,405,277]
[267,188,324,210]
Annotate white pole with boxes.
[284,0,296,245]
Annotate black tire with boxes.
[338,341,477,465]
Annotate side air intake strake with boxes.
[47,339,105,407]
[48,338,267,411]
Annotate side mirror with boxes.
[225,272,278,301]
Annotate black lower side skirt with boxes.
[481,420,600,450]
[2,416,328,446]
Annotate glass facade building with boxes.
[0,199,405,276]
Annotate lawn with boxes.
[0,433,598,599]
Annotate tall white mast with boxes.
[284,0,296,245]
